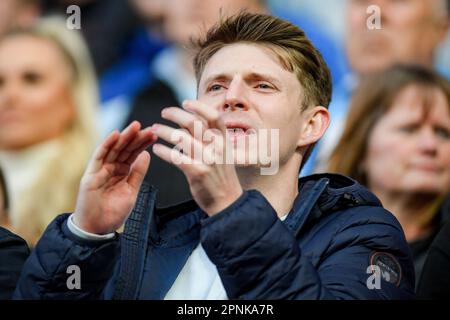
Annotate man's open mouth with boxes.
[225,123,254,140]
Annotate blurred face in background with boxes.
[346,0,449,75]
[364,84,450,196]
[164,0,266,45]
[131,0,167,23]
[0,35,77,150]
[0,0,39,38]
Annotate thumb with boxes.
[127,150,151,191]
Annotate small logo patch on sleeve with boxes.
[369,252,402,287]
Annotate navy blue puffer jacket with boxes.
[13,174,415,299]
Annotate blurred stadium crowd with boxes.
[0,0,449,299]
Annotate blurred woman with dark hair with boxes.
[328,64,450,284]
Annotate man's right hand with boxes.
[72,121,157,235]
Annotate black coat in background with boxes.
[409,195,450,285]
[417,211,450,299]
[0,228,29,299]
[125,80,192,208]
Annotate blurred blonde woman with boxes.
[0,16,99,246]
[328,64,450,282]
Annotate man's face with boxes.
[346,0,449,75]
[197,43,308,168]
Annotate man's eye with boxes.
[255,83,273,90]
[208,84,224,92]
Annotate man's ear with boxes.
[297,106,330,149]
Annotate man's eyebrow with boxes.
[202,74,230,85]
[202,72,282,86]
[246,72,281,85]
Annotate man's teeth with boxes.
[228,128,246,133]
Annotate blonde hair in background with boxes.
[2,16,99,245]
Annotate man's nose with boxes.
[222,79,248,111]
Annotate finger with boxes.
[151,123,186,145]
[127,151,151,191]
[182,100,226,132]
[86,130,120,174]
[125,127,156,150]
[90,162,129,189]
[124,137,156,165]
[117,127,156,162]
[152,143,196,169]
[151,123,203,158]
[161,107,207,138]
[105,121,141,163]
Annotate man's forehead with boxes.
[199,43,295,84]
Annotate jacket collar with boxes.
[283,173,382,237]
[113,184,203,299]
[113,182,157,299]
[151,173,382,243]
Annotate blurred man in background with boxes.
[347,0,449,75]
[304,0,450,174]
[42,0,139,75]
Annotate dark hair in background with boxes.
[0,169,8,211]
[328,64,450,186]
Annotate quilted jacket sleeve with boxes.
[13,214,120,299]
[200,190,415,300]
